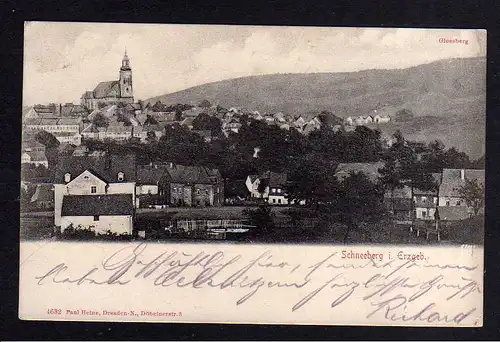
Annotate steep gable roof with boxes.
[137,165,171,184]
[439,169,485,197]
[30,183,54,202]
[168,165,218,184]
[62,194,133,216]
[93,81,120,99]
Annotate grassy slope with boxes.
[147,57,485,158]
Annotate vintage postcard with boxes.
[20,23,486,326]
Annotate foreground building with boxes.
[53,152,136,234]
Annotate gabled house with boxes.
[267,172,288,205]
[30,183,54,209]
[168,165,224,207]
[245,171,290,205]
[373,114,391,123]
[344,116,354,126]
[437,168,485,219]
[245,175,269,199]
[53,153,136,234]
[384,185,412,223]
[135,163,173,207]
[302,117,322,135]
[21,151,48,168]
[413,173,442,220]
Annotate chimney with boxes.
[460,169,465,180]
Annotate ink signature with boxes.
[34,243,481,325]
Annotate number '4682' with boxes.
[47,309,62,315]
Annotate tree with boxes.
[243,204,275,238]
[334,171,385,244]
[457,179,484,215]
[395,108,414,122]
[443,147,472,169]
[35,130,59,149]
[286,153,340,209]
[92,112,109,128]
[199,99,212,108]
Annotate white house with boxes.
[21,151,48,168]
[373,114,391,123]
[53,153,136,234]
[245,175,269,199]
[344,116,354,125]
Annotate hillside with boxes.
[148,57,486,159]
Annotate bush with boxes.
[60,225,132,241]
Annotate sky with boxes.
[23,22,486,106]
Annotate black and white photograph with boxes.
[20,23,485,246]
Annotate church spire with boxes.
[121,49,131,71]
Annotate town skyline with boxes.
[23,22,486,106]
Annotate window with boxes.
[446,200,450,206]
[277,188,282,194]
[433,197,438,204]
[64,173,71,183]
[272,199,276,203]
[272,188,276,194]
[457,200,462,206]
[278,199,282,204]
[216,187,220,194]
[91,186,97,194]
[422,196,427,203]
[83,175,89,180]
[422,211,427,218]
[93,215,99,221]
[205,189,209,195]
[118,172,124,181]
[196,189,200,195]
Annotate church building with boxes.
[81,51,134,111]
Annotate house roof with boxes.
[22,140,45,152]
[137,165,170,184]
[168,165,220,184]
[62,194,133,216]
[439,169,485,197]
[93,81,119,98]
[437,206,471,221]
[54,153,136,184]
[30,183,54,202]
[336,162,384,182]
[105,123,133,134]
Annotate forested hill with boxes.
[151,57,486,159]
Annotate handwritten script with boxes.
[33,243,482,325]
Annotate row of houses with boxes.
[344,114,391,126]
[49,151,225,235]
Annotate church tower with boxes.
[119,50,133,99]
